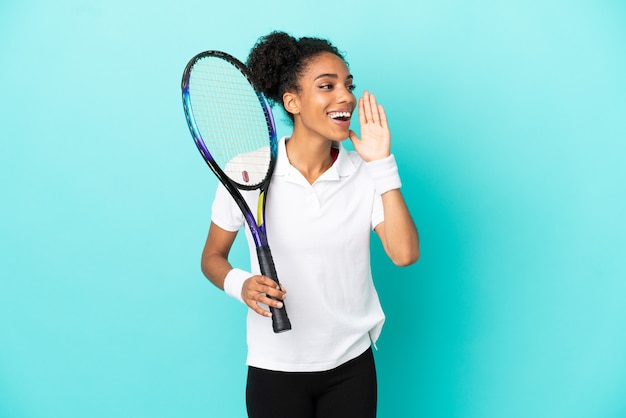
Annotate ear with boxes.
[282,92,300,115]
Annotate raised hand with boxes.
[349,90,391,162]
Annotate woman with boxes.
[201,31,419,418]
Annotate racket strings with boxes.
[188,57,272,186]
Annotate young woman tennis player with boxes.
[201,31,419,418]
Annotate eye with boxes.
[319,84,333,90]
[347,84,356,92]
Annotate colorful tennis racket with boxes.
[181,50,291,333]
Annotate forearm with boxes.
[201,251,234,291]
[379,189,420,266]
[201,222,242,293]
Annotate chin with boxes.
[330,128,351,142]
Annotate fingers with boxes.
[354,90,392,162]
[242,275,287,318]
[358,92,366,125]
[377,102,388,130]
[360,91,383,125]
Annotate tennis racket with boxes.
[181,50,291,333]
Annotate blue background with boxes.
[1,0,625,417]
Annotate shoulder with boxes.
[334,143,366,177]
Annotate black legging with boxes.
[246,347,377,418]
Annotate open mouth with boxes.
[328,111,352,122]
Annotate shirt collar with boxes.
[274,136,357,180]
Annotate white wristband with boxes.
[365,154,402,195]
[223,268,251,304]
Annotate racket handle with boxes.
[257,245,292,333]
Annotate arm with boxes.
[201,222,286,316]
[201,221,238,290]
[349,91,420,266]
[374,190,420,266]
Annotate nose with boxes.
[337,85,355,105]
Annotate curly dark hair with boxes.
[246,31,347,119]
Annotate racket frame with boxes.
[181,50,291,333]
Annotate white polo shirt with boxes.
[211,137,386,372]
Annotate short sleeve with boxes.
[211,183,245,232]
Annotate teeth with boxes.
[329,111,351,119]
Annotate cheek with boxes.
[304,95,330,117]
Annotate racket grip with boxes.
[257,245,292,333]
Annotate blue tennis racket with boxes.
[181,50,291,333]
